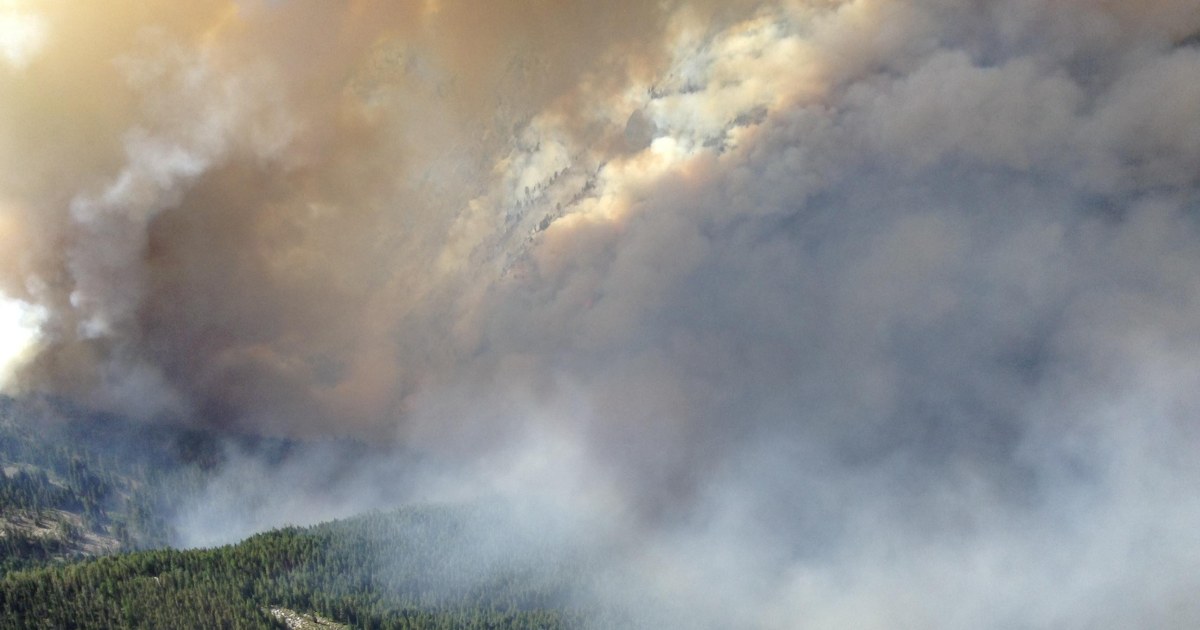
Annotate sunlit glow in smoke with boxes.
[0,294,45,391]
[0,1,46,69]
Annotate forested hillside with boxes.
[0,397,602,628]
[0,506,604,629]
[0,395,355,569]
[0,397,186,571]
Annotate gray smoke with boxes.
[2,0,1200,627]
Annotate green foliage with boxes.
[0,414,180,571]
[0,506,595,629]
[0,395,292,570]
[0,396,623,628]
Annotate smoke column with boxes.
[3,0,1200,627]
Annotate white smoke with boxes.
[0,293,45,391]
[0,1,46,70]
[3,0,1200,627]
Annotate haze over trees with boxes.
[0,402,603,629]
[0,507,595,630]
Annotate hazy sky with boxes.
[2,1,1200,627]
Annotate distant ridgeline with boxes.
[0,506,613,629]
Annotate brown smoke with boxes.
[1,0,753,435]
[7,1,1200,627]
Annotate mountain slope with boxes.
[0,505,601,629]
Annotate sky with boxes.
[2,0,1200,627]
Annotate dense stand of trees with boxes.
[0,506,598,629]
[0,398,621,628]
[0,394,302,570]
[0,413,181,573]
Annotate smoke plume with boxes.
[3,0,1200,627]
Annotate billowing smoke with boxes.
[3,0,1200,627]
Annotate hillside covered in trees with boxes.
[0,395,401,568]
[0,505,606,629]
[0,397,612,629]
[0,397,189,572]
